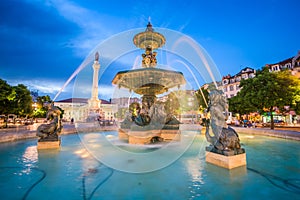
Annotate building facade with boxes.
[222,67,256,98]
[265,50,300,78]
[111,97,141,108]
[222,51,300,125]
[54,98,117,122]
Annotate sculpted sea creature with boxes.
[205,86,244,155]
[36,103,62,141]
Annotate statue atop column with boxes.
[95,51,99,62]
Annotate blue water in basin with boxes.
[0,131,299,199]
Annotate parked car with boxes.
[24,118,34,125]
[7,114,17,123]
[15,118,24,124]
[262,120,285,127]
[0,115,6,128]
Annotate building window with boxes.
[249,73,255,78]
[229,85,234,91]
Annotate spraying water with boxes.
[53,55,94,101]
[174,59,208,107]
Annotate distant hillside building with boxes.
[222,67,256,98]
[265,50,300,78]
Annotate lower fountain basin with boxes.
[0,131,299,199]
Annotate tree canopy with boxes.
[195,87,209,112]
[228,68,300,129]
[12,84,33,116]
[0,78,54,118]
[0,80,33,117]
[33,95,52,118]
[0,79,15,114]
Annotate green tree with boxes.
[228,80,257,116]
[11,84,33,117]
[229,68,300,129]
[291,86,300,114]
[33,108,47,118]
[165,92,180,115]
[0,79,16,115]
[279,71,300,114]
[33,95,52,118]
[36,95,51,107]
[195,87,209,113]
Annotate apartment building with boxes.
[222,67,256,98]
[265,50,300,78]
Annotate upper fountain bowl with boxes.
[133,22,166,50]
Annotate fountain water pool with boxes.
[0,131,299,199]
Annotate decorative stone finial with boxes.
[146,21,153,32]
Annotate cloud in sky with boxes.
[0,0,80,76]
[25,0,112,56]
[8,77,69,97]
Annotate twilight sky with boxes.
[1,0,300,101]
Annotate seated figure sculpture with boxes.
[205,85,244,155]
[129,102,151,126]
[121,101,179,130]
[36,103,62,141]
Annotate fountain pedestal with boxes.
[37,138,61,149]
[119,129,180,145]
[205,146,246,169]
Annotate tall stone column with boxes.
[88,52,101,109]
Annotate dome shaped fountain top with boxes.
[133,22,166,50]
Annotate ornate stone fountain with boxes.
[112,22,186,144]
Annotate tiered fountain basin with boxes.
[112,67,186,145]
